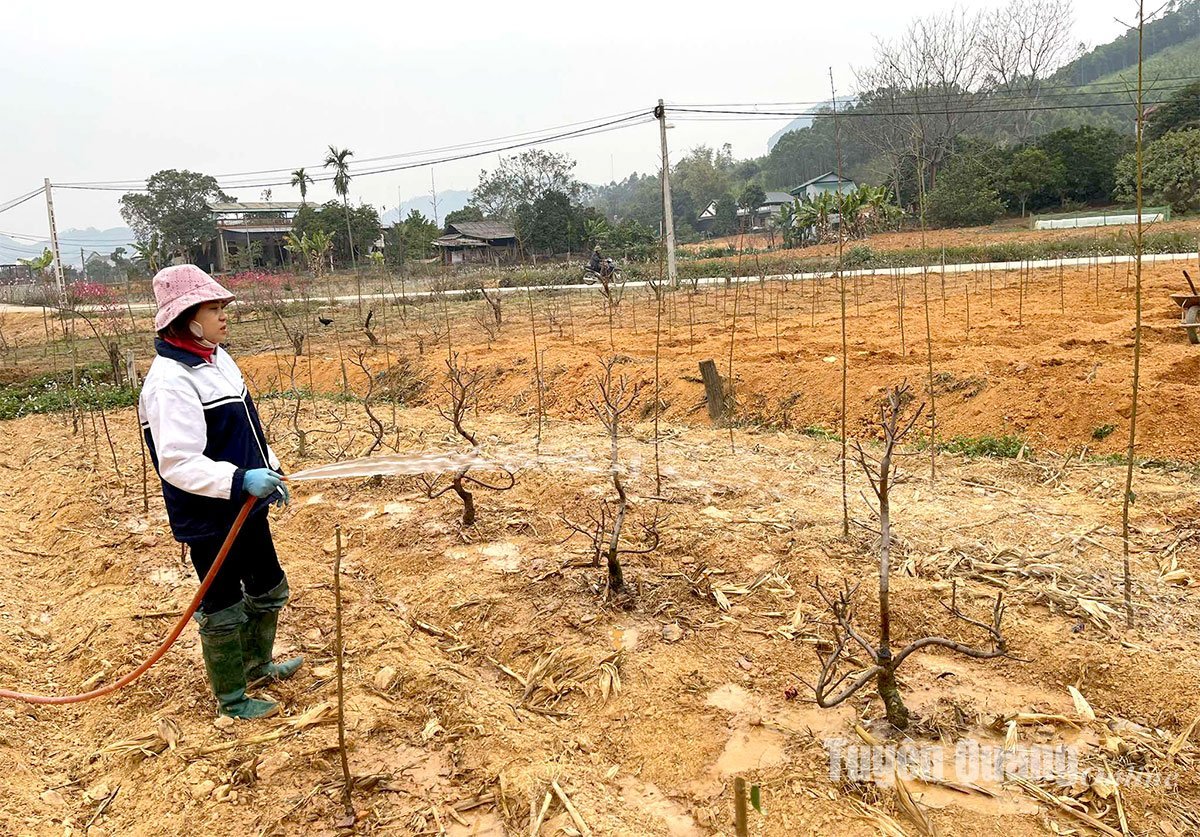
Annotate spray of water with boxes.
[287,446,671,484]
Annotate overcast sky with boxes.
[1,0,1141,238]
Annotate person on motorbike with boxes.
[588,245,603,275]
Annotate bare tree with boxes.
[561,356,662,597]
[349,350,385,456]
[417,353,514,526]
[479,283,503,331]
[810,383,1007,729]
[363,309,378,347]
[978,0,1075,142]
[855,8,989,192]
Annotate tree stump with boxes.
[699,359,725,423]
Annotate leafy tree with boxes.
[671,145,735,223]
[1003,147,1066,215]
[761,127,837,190]
[517,189,585,255]
[737,184,767,213]
[709,197,740,237]
[443,205,484,231]
[290,168,313,204]
[587,173,663,228]
[383,209,440,267]
[323,146,357,266]
[1147,81,1200,141]
[583,216,611,249]
[1036,126,1130,203]
[1115,128,1200,212]
[925,157,1005,228]
[473,149,582,219]
[608,218,657,260]
[291,201,381,268]
[285,229,334,276]
[119,169,232,263]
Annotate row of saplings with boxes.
[414,358,1005,731]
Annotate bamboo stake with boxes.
[334,524,355,823]
[1121,0,1147,627]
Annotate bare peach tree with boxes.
[810,383,1007,729]
[350,350,385,455]
[562,356,663,597]
[417,353,514,526]
[479,283,503,331]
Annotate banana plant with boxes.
[583,217,611,249]
[18,248,54,277]
[132,234,164,274]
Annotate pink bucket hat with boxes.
[152,265,235,331]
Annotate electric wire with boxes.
[53,111,655,192]
[0,188,46,217]
[57,108,652,188]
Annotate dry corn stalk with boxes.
[99,717,181,761]
[850,799,911,837]
[894,771,940,837]
[1067,686,1096,722]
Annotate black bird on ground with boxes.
[318,315,334,326]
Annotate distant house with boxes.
[736,191,799,229]
[0,264,34,286]
[790,172,856,202]
[209,201,304,272]
[432,221,519,266]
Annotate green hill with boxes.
[1036,36,1200,135]
[1052,0,1200,86]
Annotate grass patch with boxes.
[1091,424,1117,441]
[801,424,841,442]
[939,434,1026,458]
[0,365,136,420]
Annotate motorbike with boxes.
[583,257,621,285]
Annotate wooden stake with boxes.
[334,524,355,823]
[733,777,749,837]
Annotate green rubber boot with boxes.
[197,601,279,720]
[243,577,304,688]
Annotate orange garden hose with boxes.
[0,495,257,705]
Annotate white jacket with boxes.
[138,339,280,541]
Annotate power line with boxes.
[670,72,1200,110]
[54,110,655,192]
[0,187,46,217]
[59,108,651,188]
[669,96,1177,120]
[0,229,135,246]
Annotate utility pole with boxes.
[43,178,65,300]
[655,99,678,288]
[80,248,87,281]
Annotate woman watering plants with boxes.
[138,264,302,719]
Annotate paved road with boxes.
[2,250,1195,315]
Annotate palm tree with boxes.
[323,146,357,271]
[290,168,313,204]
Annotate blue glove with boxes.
[243,468,284,499]
[273,480,290,508]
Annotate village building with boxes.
[209,201,303,272]
[789,171,857,202]
[432,221,519,266]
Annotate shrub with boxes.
[925,161,1005,228]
